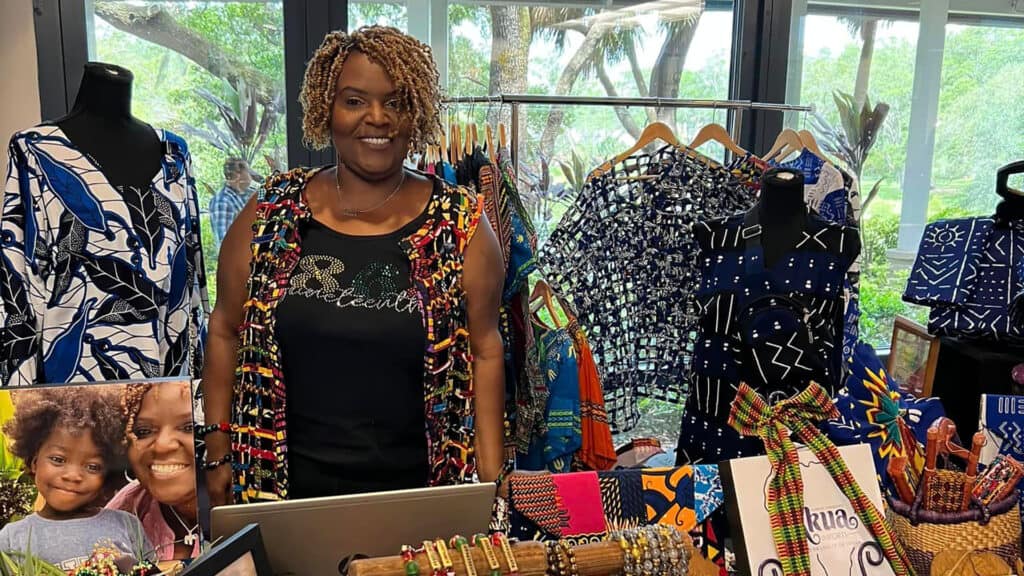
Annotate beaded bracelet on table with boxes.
[435,539,456,576]
[402,545,421,576]
[557,541,579,576]
[545,541,563,576]
[491,533,519,576]
[452,536,478,576]
[474,534,501,576]
[423,540,445,576]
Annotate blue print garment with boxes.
[680,210,857,463]
[827,342,946,497]
[904,217,1024,342]
[777,149,863,361]
[0,126,209,386]
[521,328,581,472]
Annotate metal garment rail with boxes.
[441,93,814,173]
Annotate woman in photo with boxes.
[201,25,506,505]
[107,381,199,561]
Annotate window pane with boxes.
[787,8,927,347]
[89,2,286,305]
[349,2,408,32]
[933,23,1024,218]
[789,6,1024,349]
[448,2,735,240]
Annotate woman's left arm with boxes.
[463,211,506,483]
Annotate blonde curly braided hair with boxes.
[300,26,443,153]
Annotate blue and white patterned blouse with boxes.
[0,126,209,387]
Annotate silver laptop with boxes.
[211,483,497,576]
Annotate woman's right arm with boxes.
[200,196,259,508]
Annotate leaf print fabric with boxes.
[0,126,209,386]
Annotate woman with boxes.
[107,381,200,561]
[201,26,505,505]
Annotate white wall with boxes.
[0,0,41,172]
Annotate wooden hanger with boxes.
[763,128,804,163]
[591,121,681,179]
[485,124,496,163]
[470,123,479,151]
[689,123,747,157]
[529,279,563,331]
[498,123,507,150]
[452,124,461,163]
[797,129,832,166]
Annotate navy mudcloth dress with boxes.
[677,209,859,465]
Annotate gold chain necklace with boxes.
[335,166,405,217]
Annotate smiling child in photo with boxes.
[0,387,154,571]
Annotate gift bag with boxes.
[725,382,912,576]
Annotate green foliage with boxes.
[180,82,281,166]
[349,3,408,30]
[0,542,66,576]
[555,148,589,193]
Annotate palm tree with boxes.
[839,15,884,111]
[179,79,282,172]
[810,91,890,221]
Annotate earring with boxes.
[124,467,136,483]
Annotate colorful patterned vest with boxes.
[231,168,482,503]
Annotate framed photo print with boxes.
[0,378,202,571]
[886,315,940,397]
[182,524,272,576]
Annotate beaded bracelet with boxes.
[473,534,501,576]
[196,422,232,438]
[451,535,478,576]
[435,539,456,576]
[490,533,518,576]
[617,533,637,576]
[557,541,578,576]
[202,453,233,470]
[544,541,562,576]
[401,545,421,576]
[423,541,445,576]
[636,528,654,576]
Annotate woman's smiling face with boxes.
[128,382,196,508]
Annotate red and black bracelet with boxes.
[196,422,232,438]
[203,453,234,470]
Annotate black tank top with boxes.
[277,190,431,498]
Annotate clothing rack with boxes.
[441,93,814,172]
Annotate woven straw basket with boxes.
[887,489,1021,575]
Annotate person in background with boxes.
[0,388,154,571]
[209,158,254,250]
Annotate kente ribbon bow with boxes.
[728,382,913,576]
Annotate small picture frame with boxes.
[182,524,272,576]
[887,315,940,397]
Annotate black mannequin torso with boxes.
[756,167,808,269]
[54,62,162,188]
